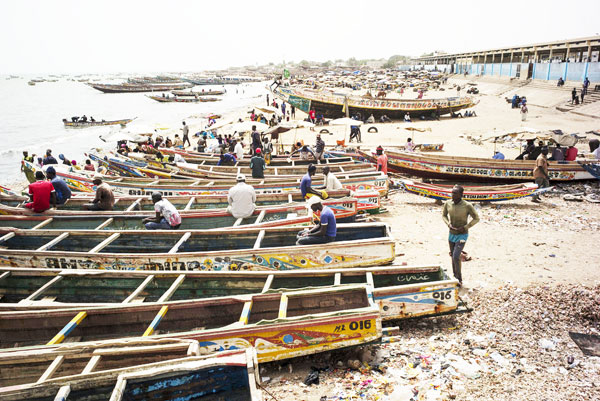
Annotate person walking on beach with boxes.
[251,125,261,155]
[580,89,585,104]
[314,133,325,161]
[182,121,191,147]
[143,192,182,230]
[442,185,479,286]
[83,175,115,211]
[24,171,56,213]
[520,103,528,121]
[249,148,266,179]
[376,146,388,175]
[571,88,578,104]
[227,174,256,219]
[531,147,550,203]
[291,104,296,118]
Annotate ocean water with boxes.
[0,77,267,186]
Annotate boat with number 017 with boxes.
[0,348,262,401]
[0,222,395,271]
[358,149,597,182]
[0,264,462,321]
[0,285,382,363]
[398,179,552,202]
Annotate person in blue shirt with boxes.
[44,166,71,205]
[296,196,336,245]
[492,151,505,160]
[299,164,322,199]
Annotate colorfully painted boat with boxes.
[88,82,193,93]
[171,89,225,96]
[0,222,395,271]
[0,346,261,400]
[31,162,389,196]
[0,264,461,321]
[0,285,382,363]
[398,179,552,202]
[274,87,478,119]
[62,118,135,128]
[358,149,598,182]
[1,188,383,215]
[147,95,220,103]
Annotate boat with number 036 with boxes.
[0,285,382,363]
[0,264,462,321]
[358,149,597,182]
[0,223,395,271]
[0,346,262,401]
[398,179,553,202]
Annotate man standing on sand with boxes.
[442,185,479,286]
[531,147,550,203]
[182,121,191,148]
[251,125,261,155]
[314,133,326,161]
[376,146,388,175]
[571,88,578,104]
[291,104,296,118]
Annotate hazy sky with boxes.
[1,0,598,74]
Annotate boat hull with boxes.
[63,118,133,128]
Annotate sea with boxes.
[0,76,268,187]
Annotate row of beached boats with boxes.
[0,147,472,399]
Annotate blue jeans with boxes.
[296,231,335,245]
[145,218,172,230]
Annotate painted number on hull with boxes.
[333,319,372,333]
[433,290,453,300]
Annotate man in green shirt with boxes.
[442,185,480,286]
[249,148,266,179]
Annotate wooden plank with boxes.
[148,180,160,185]
[188,180,201,186]
[259,180,264,185]
[254,210,266,224]
[36,232,69,252]
[109,377,127,401]
[239,300,253,325]
[142,305,169,337]
[366,272,375,302]
[288,193,293,203]
[274,168,279,176]
[0,271,11,282]
[0,232,16,243]
[157,274,185,302]
[262,274,274,293]
[88,233,120,253]
[334,273,341,286]
[81,355,101,374]
[47,312,87,345]
[122,275,155,304]
[203,181,214,187]
[36,355,65,383]
[31,218,54,230]
[339,166,345,172]
[94,218,114,230]
[168,232,191,254]
[278,294,288,319]
[25,275,64,301]
[124,198,142,211]
[183,197,195,211]
[233,217,243,226]
[253,230,265,250]
[54,385,71,401]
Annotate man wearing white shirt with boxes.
[322,166,342,191]
[593,147,600,160]
[227,174,256,219]
[234,140,245,161]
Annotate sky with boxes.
[1,0,599,74]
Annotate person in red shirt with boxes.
[309,109,316,123]
[565,145,578,161]
[376,145,388,175]
[24,171,56,213]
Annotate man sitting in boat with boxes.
[227,174,256,219]
[321,166,342,191]
[492,151,505,160]
[90,116,95,122]
[296,197,336,245]
[24,171,56,213]
[300,164,327,200]
[71,116,79,122]
[143,192,182,230]
[83,175,115,211]
[45,166,71,206]
[80,115,88,122]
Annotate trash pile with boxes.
[261,284,600,401]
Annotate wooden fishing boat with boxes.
[0,197,359,230]
[398,179,553,202]
[62,118,134,128]
[0,285,382,363]
[358,149,598,182]
[2,187,383,214]
[88,82,193,93]
[0,264,462,321]
[274,87,478,119]
[0,222,395,270]
[171,89,225,96]
[39,163,389,196]
[0,346,261,400]
[147,95,200,103]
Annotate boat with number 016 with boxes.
[398,179,552,202]
[0,285,382,363]
[0,223,395,271]
[0,346,262,400]
[0,264,462,321]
